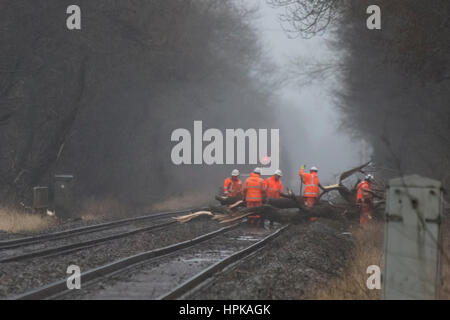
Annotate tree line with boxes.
[271,0,450,190]
[0,0,279,209]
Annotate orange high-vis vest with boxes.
[356,181,372,203]
[223,177,242,197]
[299,168,320,198]
[244,173,266,203]
[265,176,283,199]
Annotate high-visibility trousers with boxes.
[304,197,317,208]
[247,201,262,208]
[359,201,373,225]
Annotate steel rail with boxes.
[12,223,240,300]
[159,225,289,300]
[0,220,178,263]
[0,208,192,250]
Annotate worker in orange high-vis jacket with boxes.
[265,169,283,199]
[243,167,266,208]
[223,169,243,198]
[299,165,321,208]
[356,174,374,225]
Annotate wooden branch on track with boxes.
[173,211,214,223]
[174,204,262,224]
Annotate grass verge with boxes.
[311,221,384,300]
[0,207,55,233]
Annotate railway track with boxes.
[0,220,177,263]
[12,223,288,300]
[159,225,288,300]
[0,209,191,251]
[12,223,243,300]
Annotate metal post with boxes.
[33,187,49,214]
[384,174,444,299]
[54,174,76,219]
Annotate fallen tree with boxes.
[175,163,386,225]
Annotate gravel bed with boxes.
[0,209,188,241]
[62,226,268,300]
[0,217,123,241]
[0,217,220,298]
[187,218,353,299]
[0,218,175,261]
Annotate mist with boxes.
[248,0,367,188]
[0,1,277,209]
[1,0,447,212]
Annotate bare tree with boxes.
[267,0,341,38]
[0,0,279,208]
[271,0,450,193]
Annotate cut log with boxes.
[211,213,229,221]
[207,205,230,215]
[215,195,243,206]
[218,205,270,223]
[219,212,256,224]
[229,200,244,209]
[337,161,371,183]
[267,198,299,209]
[173,211,214,223]
[319,162,373,203]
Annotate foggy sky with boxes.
[248,0,370,187]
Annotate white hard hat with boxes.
[274,169,282,177]
[254,167,262,174]
[365,174,374,181]
[310,166,318,172]
[231,169,240,177]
